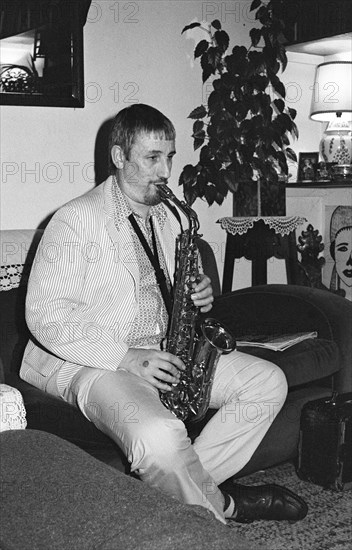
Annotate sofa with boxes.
[1,229,351,478]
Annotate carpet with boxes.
[228,462,352,550]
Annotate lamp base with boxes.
[320,121,352,165]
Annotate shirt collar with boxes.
[112,177,167,230]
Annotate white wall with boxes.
[0,0,326,287]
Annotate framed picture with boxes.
[322,204,352,301]
[0,2,85,108]
[297,152,319,182]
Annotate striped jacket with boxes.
[20,176,182,391]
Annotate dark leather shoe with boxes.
[221,482,308,523]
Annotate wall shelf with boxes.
[287,181,352,189]
[286,32,352,56]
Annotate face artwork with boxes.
[335,227,352,290]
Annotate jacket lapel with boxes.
[103,177,139,291]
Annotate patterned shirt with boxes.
[111,180,171,347]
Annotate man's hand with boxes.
[118,348,185,391]
[191,274,214,313]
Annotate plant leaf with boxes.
[250,28,262,47]
[277,113,293,132]
[286,148,297,162]
[256,5,270,24]
[200,145,212,163]
[193,120,204,135]
[252,75,269,92]
[250,0,262,10]
[201,53,213,82]
[194,39,209,58]
[211,19,221,30]
[181,22,201,34]
[179,164,198,185]
[282,133,290,146]
[214,30,229,52]
[270,74,286,98]
[204,184,217,206]
[273,98,285,113]
[288,107,297,120]
[184,184,198,206]
[193,134,206,150]
[291,121,299,139]
[278,45,288,72]
[188,105,207,119]
[206,47,222,71]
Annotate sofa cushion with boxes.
[0,430,257,550]
[9,376,127,470]
[238,338,339,388]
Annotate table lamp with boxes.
[310,61,352,181]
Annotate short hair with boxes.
[109,104,176,172]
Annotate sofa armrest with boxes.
[211,284,352,393]
[197,238,221,297]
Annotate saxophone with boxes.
[158,184,235,423]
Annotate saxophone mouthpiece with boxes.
[158,183,173,201]
[158,184,200,233]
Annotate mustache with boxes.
[152,179,168,185]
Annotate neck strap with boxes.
[128,214,172,316]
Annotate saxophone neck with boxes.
[158,184,199,234]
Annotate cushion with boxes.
[10,376,127,470]
[0,430,257,550]
[238,338,339,388]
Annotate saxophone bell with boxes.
[189,318,235,423]
[202,318,235,354]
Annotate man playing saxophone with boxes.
[20,104,307,525]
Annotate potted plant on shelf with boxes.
[179,0,298,216]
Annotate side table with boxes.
[218,216,307,293]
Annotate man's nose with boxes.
[157,158,171,179]
[347,254,352,266]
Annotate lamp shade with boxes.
[310,61,352,122]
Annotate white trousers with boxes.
[46,350,287,523]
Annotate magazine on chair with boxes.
[236,331,318,352]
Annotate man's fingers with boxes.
[141,356,181,384]
[200,303,213,313]
[160,352,185,371]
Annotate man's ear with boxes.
[111,145,125,170]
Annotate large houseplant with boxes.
[179,0,298,216]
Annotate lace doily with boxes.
[0,264,23,291]
[217,216,307,237]
[0,384,27,432]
